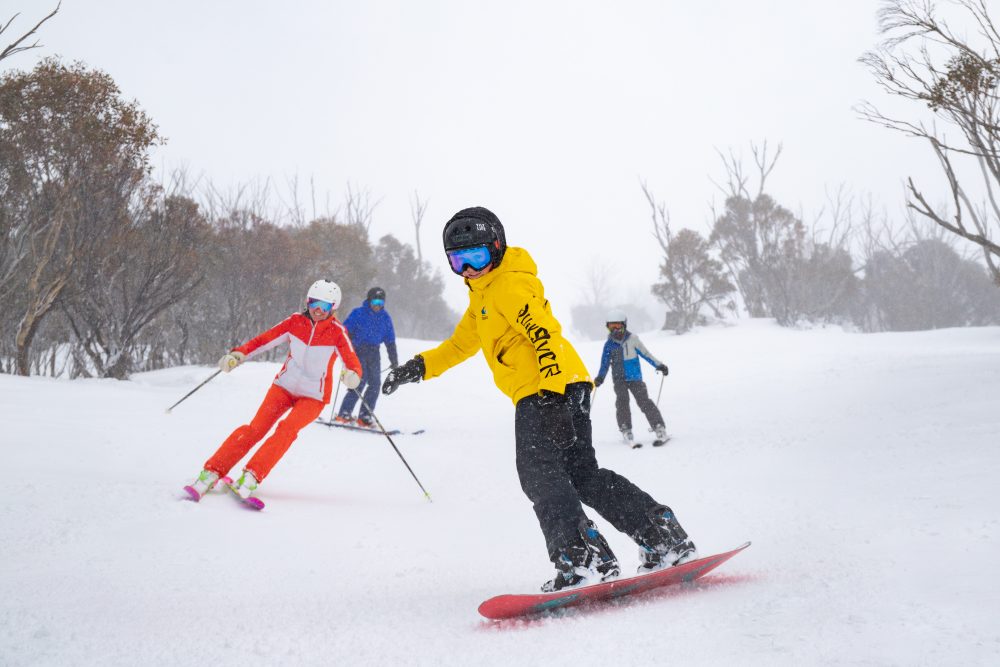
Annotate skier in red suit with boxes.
[183,279,362,503]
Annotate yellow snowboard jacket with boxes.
[420,247,592,404]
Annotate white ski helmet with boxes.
[306,279,342,309]
[606,310,628,326]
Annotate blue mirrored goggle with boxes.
[370,298,385,307]
[307,298,334,312]
[447,245,492,274]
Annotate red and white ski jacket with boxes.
[233,312,362,403]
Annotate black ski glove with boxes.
[537,390,577,449]
[594,376,604,388]
[382,355,425,395]
[656,364,669,376]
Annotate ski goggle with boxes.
[607,322,625,331]
[307,298,334,312]
[370,298,385,307]
[446,245,492,274]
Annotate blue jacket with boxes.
[344,301,399,366]
[596,331,663,383]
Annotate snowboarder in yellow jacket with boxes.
[382,206,697,592]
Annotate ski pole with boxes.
[327,362,343,423]
[656,373,665,407]
[166,369,222,413]
[354,390,432,503]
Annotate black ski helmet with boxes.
[367,286,386,302]
[442,206,507,269]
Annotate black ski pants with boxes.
[515,382,661,564]
[337,345,381,419]
[612,379,664,432]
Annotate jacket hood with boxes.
[421,244,591,404]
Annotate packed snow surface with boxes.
[2,320,998,666]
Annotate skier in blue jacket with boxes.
[594,311,670,447]
[335,287,400,427]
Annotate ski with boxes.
[652,436,671,447]
[478,541,751,620]
[314,419,424,436]
[620,433,642,449]
[182,475,232,502]
[224,480,265,511]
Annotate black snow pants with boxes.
[337,344,381,419]
[612,379,664,432]
[515,382,661,564]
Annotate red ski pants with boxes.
[204,384,324,482]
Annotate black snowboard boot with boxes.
[634,504,697,572]
[541,519,621,592]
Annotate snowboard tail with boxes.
[478,541,750,620]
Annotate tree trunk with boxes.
[14,311,42,376]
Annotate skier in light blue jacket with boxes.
[594,311,670,447]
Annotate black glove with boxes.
[656,364,669,376]
[537,390,577,449]
[594,376,604,388]
[382,356,425,395]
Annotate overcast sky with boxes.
[7,0,952,326]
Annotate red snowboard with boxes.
[478,541,750,620]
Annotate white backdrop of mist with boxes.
[9,0,963,333]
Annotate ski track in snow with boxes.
[2,320,999,666]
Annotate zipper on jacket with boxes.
[303,319,317,396]
[307,319,330,397]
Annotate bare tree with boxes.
[281,173,306,227]
[707,143,860,325]
[708,142,787,317]
[813,184,856,252]
[309,174,334,221]
[410,190,428,263]
[274,173,335,227]
[853,199,1000,330]
[62,182,207,378]
[795,185,864,319]
[581,259,614,307]
[710,141,783,203]
[0,58,161,375]
[198,177,288,348]
[642,181,733,332]
[0,3,60,64]
[641,179,673,249]
[569,256,618,339]
[859,0,1000,284]
[343,182,381,233]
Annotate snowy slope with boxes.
[1,321,998,666]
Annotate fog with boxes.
[14,0,954,320]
